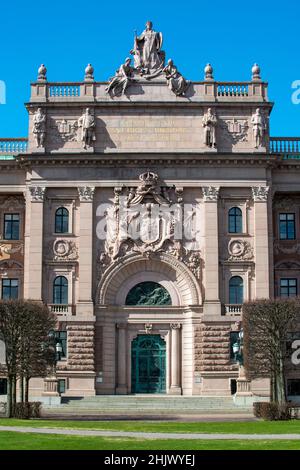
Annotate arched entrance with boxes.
[131,335,166,394]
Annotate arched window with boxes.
[55,207,69,234]
[228,207,242,233]
[53,276,68,305]
[229,276,243,305]
[125,282,172,306]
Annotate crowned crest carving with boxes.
[50,119,79,143]
[97,172,201,281]
[221,119,249,144]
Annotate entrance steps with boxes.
[43,395,253,416]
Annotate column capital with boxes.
[116,322,127,330]
[78,186,95,202]
[202,186,219,202]
[170,323,181,330]
[251,186,270,202]
[29,186,46,202]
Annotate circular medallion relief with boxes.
[53,239,70,257]
[228,239,245,257]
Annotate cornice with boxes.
[15,152,278,169]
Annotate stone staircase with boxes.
[43,395,253,416]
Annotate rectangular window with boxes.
[286,332,300,357]
[0,378,7,395]
[4,213,20,240]
[2,279,19,300]
[280,278,297,298]
[287,379,300,396]
[55,331,67,359]
[279,213,295,240]
[57,379,66,394]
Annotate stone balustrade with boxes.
[270,137,300,157]
[0,138,28,154]
[48,304,76,316]
[29,80,268,103]
[224,304,242,315]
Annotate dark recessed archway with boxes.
[125,281,172,306]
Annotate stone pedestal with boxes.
[169,323,182,395]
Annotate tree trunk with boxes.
[12,375,17,416]
[25,377,29,403]
[277,357,287,405]
[19,376,24,403]
[6,376,13,418]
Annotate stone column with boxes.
[116,323,127,394]
[77,187,95,316]
[202,187,221,316]
[169,323,182,395]
[252,187,270,298]
[23,186,45,300]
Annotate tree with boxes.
[243,298,299,404]
[0,300,56,417]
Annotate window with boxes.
[280,278,297,298]
[0,378,7,395]
[4,213,20,240]
[286,332,300,357]
[228,207,242,234]
[229,276,243,304]
[54,331,67,359]
[55,207,69,234]
[279,213,295,240]
[287,379,300,396]
[2,279,19,300]
[53,276,68,305]
[58,379,66,394]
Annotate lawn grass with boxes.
[0,431,300,450]
[0,418,300,434]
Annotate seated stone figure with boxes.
[105,58,134,97]
[163,59,190,97]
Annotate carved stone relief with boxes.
[227,239,253,261]
[52,239,78,261]
[221,119,249,144]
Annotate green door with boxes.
[131,335,166,394]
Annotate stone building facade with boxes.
[0,24,300,401]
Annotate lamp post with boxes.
[232,328,252,402]
[232,328,244,365]
[42,331,62,399]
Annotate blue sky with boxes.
[1,0,300,137]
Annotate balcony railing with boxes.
[224,304,242,315]
[270,137,300,158]
[0,138,28,154]
[48,304,76,316]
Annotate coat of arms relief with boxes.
[97,172,201,280]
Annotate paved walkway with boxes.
[0,425,300,440]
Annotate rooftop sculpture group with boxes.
[106,21,190,97]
